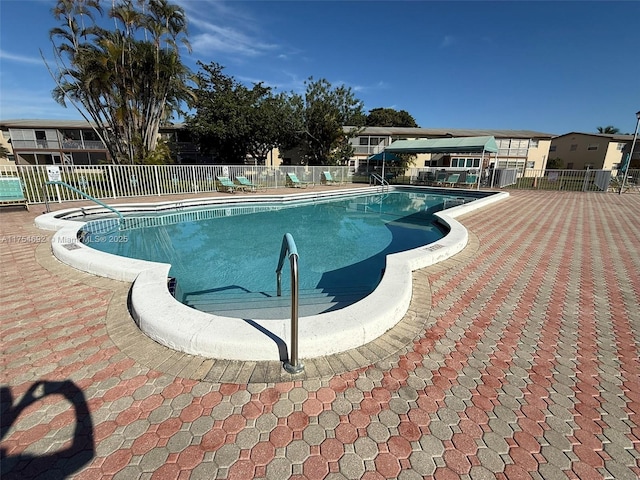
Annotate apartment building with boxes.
[548,132,636,170]
[1,119,109,166]
[348,127,554,173]
[0,119,209,166]
[2,119,555,172]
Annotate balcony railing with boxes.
[12,140,60,149]
[63,140,106,150]
[351,145,387,156]
[12,139,107,150]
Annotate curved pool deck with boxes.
[34,186,508,362]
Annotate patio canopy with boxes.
[367,151,404,162]
[385,135,499,154]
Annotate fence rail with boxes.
[1,164,638,204]
[406,167,640,192]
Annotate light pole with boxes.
[619,110,640,195]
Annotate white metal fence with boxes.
[0,164,352,204]
[407,167,640,192]
[497,168,626,192]
[2,164,638,204]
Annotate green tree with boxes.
[597,126,620,134]
[187,62,301,164]
[48,0,193,164]
[0,145,11,159]
[300,77,365,165]
[366,107,418,127]
[247,91,303,164]
[546,157,563,169]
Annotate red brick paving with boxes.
[1,190,639,479]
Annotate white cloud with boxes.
[0,49,47,66]
[351,80,389,94]
[183,3,280,59]
[191,28,277,57]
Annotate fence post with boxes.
[154,165,161,196]
[108,165,117,199]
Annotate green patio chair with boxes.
[431,171,448,186]
[462,174,478,188]
[444,173,460,187]
[0,177,29,210]
[216,176,237,193]
[416,171,435,185]
[321,171,341,185]
[286,172,314,188]
[235,176,266,192]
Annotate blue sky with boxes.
[1,0,639,135]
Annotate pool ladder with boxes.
[369,173,390,192]
[43,181,124,223]
[276,233,304,374]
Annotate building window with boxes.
[587,144,598,151]
[616,143,625,151]
[567,162,574,169]
[451,158,481,168]
[549,145,556,152]
[530,139,539,148]
[359,136,385,146]
[496,159,526,173]
[570,144,578,151]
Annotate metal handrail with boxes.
[369,172,390,191]
[43,181,124,223]
[276,233,303,374]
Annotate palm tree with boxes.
[597,126,620,134]
[0,145,11,159]
[48,0,192,164]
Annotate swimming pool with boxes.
[81,191,454,317]
[36,186,508,361]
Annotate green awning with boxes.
[367,151,404,162]
[385,136,498,154]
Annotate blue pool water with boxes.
[83,190,470,316]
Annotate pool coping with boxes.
[35,186,509,363]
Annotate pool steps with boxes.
[183,286,373,319]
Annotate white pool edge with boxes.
[36,187,509,361]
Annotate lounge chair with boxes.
[462,174,478,188]
[235,175,266,192]
[286,172,314,188]
[431,171,448,186]
[444,173,460,187]
[321,171,341,185]
[415,171,435,185]
[0,177,29,210]
[216,176,237,193]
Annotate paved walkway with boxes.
[1,190,639,479]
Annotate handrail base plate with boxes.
[283,361,305,374]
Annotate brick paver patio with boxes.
[1,189,639,479]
